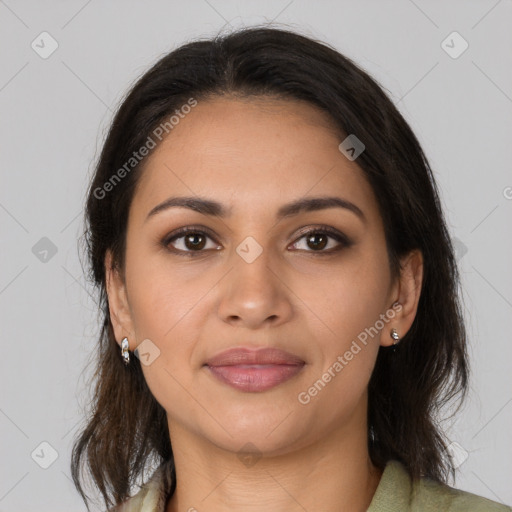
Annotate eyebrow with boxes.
[145,195,366,223]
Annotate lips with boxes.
[205,347,305,367]
[204,347,305,392]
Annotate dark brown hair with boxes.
[71,26,469,511]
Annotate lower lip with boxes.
[205,363,305,392]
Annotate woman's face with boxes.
[107,96,409,456]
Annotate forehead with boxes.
[131,96,379,223]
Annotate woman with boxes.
[70,27,511,512]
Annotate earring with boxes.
[390,328,400,345]
[121,337,130,365]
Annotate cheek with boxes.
[124,242,208,340]
[295,249,390,399]
[123,249,220,389]
[296,284,384,425]
[296,249,391,346]
[125,258,209,420]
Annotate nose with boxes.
[217,243,294,330]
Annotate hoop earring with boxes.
[121,337,130,365]
[390,328,400,345]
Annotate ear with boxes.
[381,249,424,347]
[105,249,135,347]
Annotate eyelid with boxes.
[293,224,351,244]
[162,225,221,248]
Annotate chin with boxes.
[196,407,314,457]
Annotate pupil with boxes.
[186,233,205,250]
[308,233,327,250]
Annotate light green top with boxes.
[367,460,511,512]
[113,459,511,512]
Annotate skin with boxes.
[105,96,423,512]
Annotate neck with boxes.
[165,411,382,512]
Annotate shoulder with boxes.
[111,487,149,512]
[369,460,511,512]
[413,472,511,512]
[108,459,174,512]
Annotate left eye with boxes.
[290,228,350,253]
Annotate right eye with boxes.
[162,227,222,256]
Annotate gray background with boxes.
[1,0,511,510]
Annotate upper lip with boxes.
[205,347,305,367]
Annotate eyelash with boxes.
[161,225,353,257]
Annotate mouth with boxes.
[204,347,306,392]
